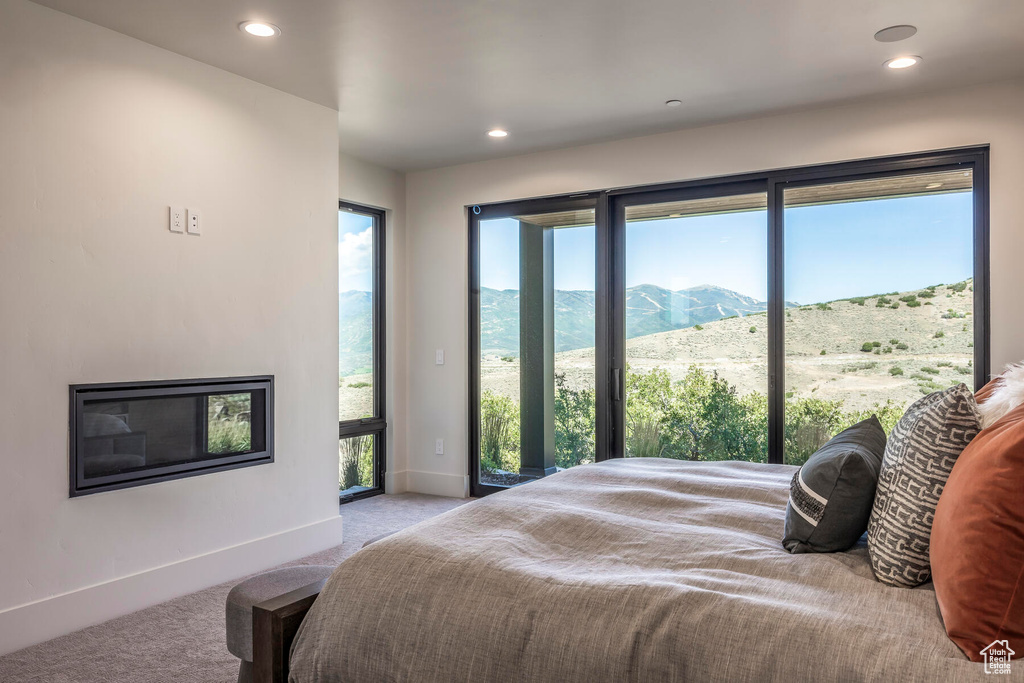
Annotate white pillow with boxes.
[978,362,1024,429]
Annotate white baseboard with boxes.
[0,515,344,657]
[385,469,408,493]
[405,469,469,498]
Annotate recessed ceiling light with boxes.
[665,99,683,108]
[885,56,921,69]
[874,25,917,43]
[487,129,508,138]
[240,21,281,37]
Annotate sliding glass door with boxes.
[471,198,598,495]
[469,148,988,492]
[782,169,976,464]
[620,187,769,463]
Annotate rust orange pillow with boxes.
[975,378,1000,404]
[932,401,1024,661]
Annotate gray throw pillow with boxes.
[867,384,981,587]
[783,416,887,554]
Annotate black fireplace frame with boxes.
[69,375,274,497]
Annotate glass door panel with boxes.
[783,170,975,465]
[623,192,769,462]
[477,207,596,489]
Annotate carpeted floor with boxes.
[0,493,472,683]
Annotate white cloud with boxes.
[339,227,373,292]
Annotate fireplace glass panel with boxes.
[71,377,273,495]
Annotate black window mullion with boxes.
[767,180,785,465]
[972,156,991,391]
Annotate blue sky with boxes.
[339,211,374,292]
[478,192,973,304]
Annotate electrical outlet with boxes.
[187,209,201,235]
[435,439,444,455]
[169,206,185,233]
[435,349,444,365]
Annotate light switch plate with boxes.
[169,206,185,233]
[187,209,201,235]
[435,349,444,365]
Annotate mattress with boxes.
[289,458,1009,682]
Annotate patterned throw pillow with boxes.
[867,384,981,587]
[783,416,886,553]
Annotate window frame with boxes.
[338,200,387,503]
[468,146,989,488]
[468,194,602,497]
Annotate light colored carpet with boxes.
[0,493,472,683]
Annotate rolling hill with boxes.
[479,283,784,357]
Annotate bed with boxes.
[274,458,1002,682]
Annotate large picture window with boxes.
[469,148,989,496]
[339,201,386,502]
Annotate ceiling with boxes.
[31,0,1024,171]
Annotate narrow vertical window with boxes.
[339,201,386,501]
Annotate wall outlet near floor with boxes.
[435,438,444,455]
[187,209,201,235]
[435,349,444,365]
[169,206,185,233]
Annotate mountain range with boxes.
[340,283,791,372]
[479,283,782,357]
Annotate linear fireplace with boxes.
[69,376,274,497]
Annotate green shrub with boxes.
[889,366,904,376]
[553,373,595,468]
[877,297,893,306]
[872,341,882,348]
[890,302,900,309]
[906,300,922,308]
[843,361,878,373]
[950,281,968,293]
[820,349,827,355]
[918,290,936,298]
[883,346,893,354]
[896,342,909,350]
[480,390,520,473]
[339,434,372,491]
[815,302,833,311]
[934,331,945,338]
[749,326,757,334]
[889,339,900,345]
[899,295,918,303]
[921,366,940,375]
[860,342,874,352]
[500,355,516,363]
[937,361,952,367]
[347,381,371,389]
[847,297,867,306]
[694,324,704,331]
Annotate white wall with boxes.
[0,0,341,653]
[404,78,1024,496]
[338,153,409,492]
